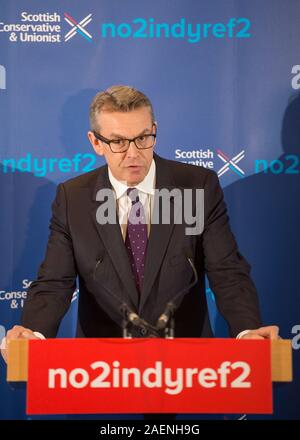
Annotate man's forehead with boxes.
[97,108,153,136]
[97,108,152,123]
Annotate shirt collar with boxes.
[108,159,156,200]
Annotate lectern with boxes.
[6,338,292,415]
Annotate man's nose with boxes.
[126,140,139,158]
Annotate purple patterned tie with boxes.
[125,188,148,293]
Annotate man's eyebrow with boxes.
[109,128,152,139]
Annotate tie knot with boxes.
[127,187,139,204]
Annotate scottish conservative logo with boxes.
[0,12,251,45]
[174,147,246,179]
[0,11,93,43]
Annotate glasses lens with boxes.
[109,134,155,152]
[135,135,155,149]
[110,139,129,153]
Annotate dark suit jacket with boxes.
[21,154,261,338]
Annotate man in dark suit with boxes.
[1,85,279,357]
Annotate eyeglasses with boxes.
[93,125,156,153]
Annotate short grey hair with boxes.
[89,85,155,131]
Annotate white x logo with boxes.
[217,150,245,178]
[64,13,92,42]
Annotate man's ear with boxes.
[153,121,158,147]
[87,131,104,156]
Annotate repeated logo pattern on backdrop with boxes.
[0,0,299,420]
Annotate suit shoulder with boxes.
[58,165,106,191]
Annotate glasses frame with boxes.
[93,124,157,153]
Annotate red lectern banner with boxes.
[26,338,272,414]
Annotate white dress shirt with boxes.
[108,159,156,240]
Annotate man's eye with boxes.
[138,136,146,142]
[112,139,122,145]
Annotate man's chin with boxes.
[125,167,146,185]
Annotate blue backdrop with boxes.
[0,0,299,419]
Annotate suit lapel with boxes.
[139,155,178,311]
[90,166,140,309]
